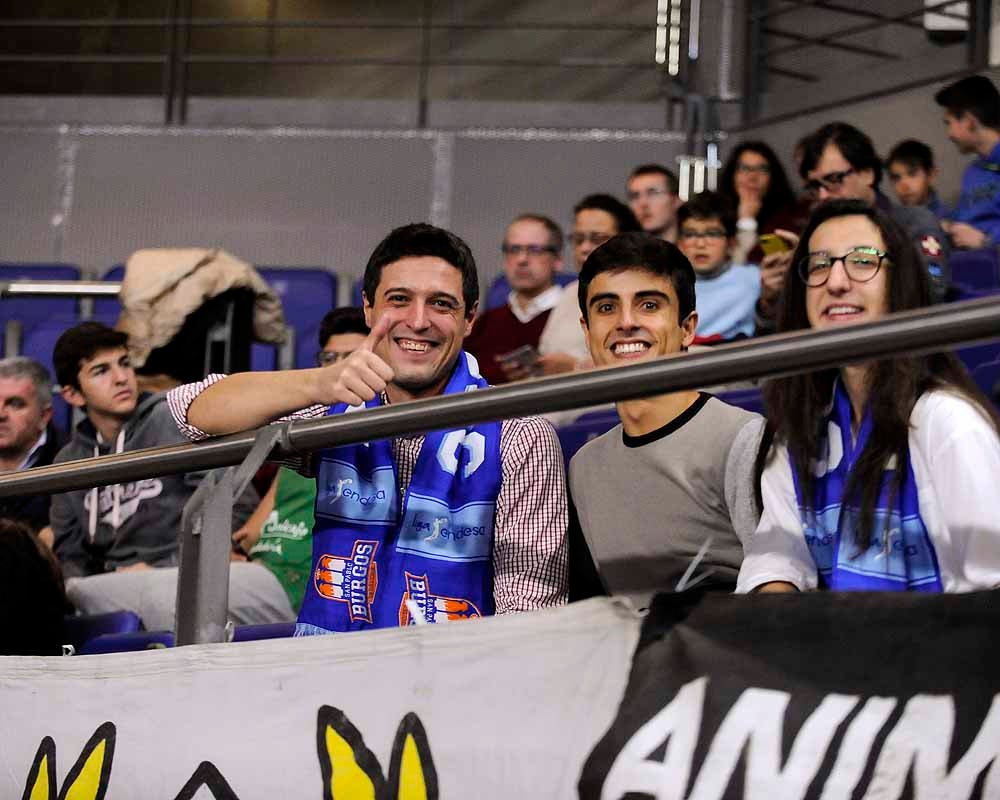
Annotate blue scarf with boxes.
[790,382,943,592]
[296,351,503,634]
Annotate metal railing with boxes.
[0,279,298,371]
[1,295,1000,645]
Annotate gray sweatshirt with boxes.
[51,392,256,577]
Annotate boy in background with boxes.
[886,139,945,217]
[676,191,760,343]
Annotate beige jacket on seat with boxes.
[116,248,286,367]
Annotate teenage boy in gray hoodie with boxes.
[49,322,288,628]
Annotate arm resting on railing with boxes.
[174,370,331,437]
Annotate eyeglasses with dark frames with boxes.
[501,243,559,257]
[804,168,856,195]
[797,246,889,287]
[570,232,613,246]
[678,228,728,242]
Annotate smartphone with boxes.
[496,344,540,369]
[758,233,790,256]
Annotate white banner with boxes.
[0,598,639,800]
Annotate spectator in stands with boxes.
[802,123,950,296]
[465,214,564,384]
[169,223,568,634]
[48,322,283,629]
[676,191,760,343]
[739,199,1000,594]
[718,140,803,263]
[232,307,370,613]
[537,194,642,376]
[759,122,951,333]
[0,519,68,656]
[0,357,63,536]
[886,139,944,216]
[568,232,765,606]
[626,164,681,243]
[935,75,1000,249]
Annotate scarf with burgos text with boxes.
[296,351,502,634]
[790,381,942,591]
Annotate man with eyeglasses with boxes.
[464,214,564,384]
[626,164,682,243]
[758,123,950,334]
[799,122,949,298]
[536,195,642,383]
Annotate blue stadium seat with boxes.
[251,342,278,371]
[231,621,296,642]
[64,610,142,651]
[79,630,175,655]
[950,249,1000,294]
[0,263,81,325]
[19,317,79,430]
[484,271,578,311]
[258,268,338,369]
[715,387,765,416]
[958,341,1000,408]
[91,264,124,324]
[556,409,620,466]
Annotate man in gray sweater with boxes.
[568,233,765,607]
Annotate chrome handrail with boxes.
[2,294,999,500]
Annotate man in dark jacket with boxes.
[0,357,63,534]
[48,322,290,629]
[49,323,222,576]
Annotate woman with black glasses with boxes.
[738,199,1000,594]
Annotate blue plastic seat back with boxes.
[950,249,1000,293]
[92,265,125,324]
[0,263,81,325]
[79,630,175,655]
[958,340,1000,407]
[715,387,766,416]
[18,317,81,430]
[258,268,338,369]
[64,610,142,650]
[484,271,578,311]
[556,409,620,467]
[231,621,296,642]
[251,342,278,371]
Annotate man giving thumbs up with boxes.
[169,223,568,633]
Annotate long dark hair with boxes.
[719,140,797,227]
[762,199,1000,547]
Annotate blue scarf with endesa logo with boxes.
[296,351,502,634]
[790,381,943,592]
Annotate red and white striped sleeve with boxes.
[493,416,569,613]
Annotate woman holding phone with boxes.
[719,140,804,263]
[738,199,1000,593]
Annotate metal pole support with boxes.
[174,421,293,645]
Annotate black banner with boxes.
[580,589,1000,799]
